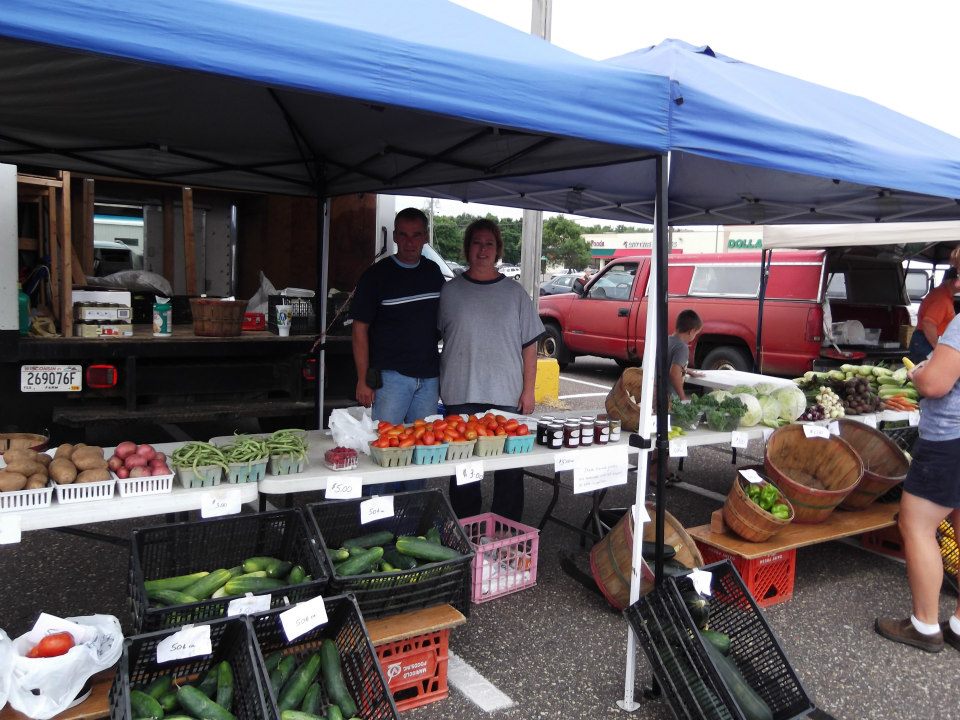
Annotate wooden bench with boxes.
[0,668,115,720]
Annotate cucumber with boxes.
[395,535,461,562]
[149,589,199,607]
[158,691,180,713]
[381,545,418,570]
[279,653,322,711]
[177,685,237,720]
[162,715,195,720]
[216,660,234,712]
[265,559,294,579]
[143,676,172,699]
[343,530,394,550]
[327,705,343,720]
[300,682,321,715]
[224,576,285,595]
[145,571,209,594]
[211,586,229,599]
[335,547,384,576]
[287,564,306,585]
[702,640,773,720]
[320,639,357,717]
[264,651,284,673]
[280,712,325,720]
[271,655,298,694]
[182,569,233,600]
[425,526,442,545]
[131,689,164,720]
[238,570,268,579]
[380,560,396,572]
[700,629,731,656]
[199,666,219,698]
[329,548,351,563]
[681,589,710,629]
[243,556,281,573]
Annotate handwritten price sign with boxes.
[280,596,328,642]
[201,487,242,518]
[455,461,484,486]
[360,495,394,525]
[157,624,212,663]
[326,475,362,499]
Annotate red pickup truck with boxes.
[537,250,912,377]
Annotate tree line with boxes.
[432,213,650,270]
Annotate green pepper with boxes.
[759,484,779,511]
[771,503,790,520]
[746,483,762,500]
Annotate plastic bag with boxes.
[329,406,378,455]
[0,628,13,711]
[85,270,173,297]
[7,613,124,720]
[246,271,277,315]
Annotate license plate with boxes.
[21,365,82,392]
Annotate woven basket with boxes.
[764,424,863,523]
[722,475,794,542]
[836,419,909,510]
[604,367,649,432]
[0,432,49,455]
[189,298,246,337]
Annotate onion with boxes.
[115,441,137,459]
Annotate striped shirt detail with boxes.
[381,292,441,306]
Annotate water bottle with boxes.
[17,283,29,336]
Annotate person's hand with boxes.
[907,360,926,381]
[686,369,704,378]
[356,380,375,408]
[518,387,536,415]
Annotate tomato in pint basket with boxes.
[26,631,74,658]
[516,424,530,436]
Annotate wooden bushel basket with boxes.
[604,367,647,432]
[590,501,703,610]
[722,475,794,542]
[836,419,909,510]
[764,424,863,523]
[189,298,247,337]
[0,432,49,455]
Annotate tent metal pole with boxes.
[315,186,329,431]
[754,248,771,372]
[619,152,669,712]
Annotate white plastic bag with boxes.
[329,406,378,455]
[0,628,13,711]
[246,271,277,315]
[7,613,124,720]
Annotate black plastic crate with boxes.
[130,508,329,632]
[306,489,475,618]
[247,594,398,720]
[267,294,318,335]
[626,560,813,720]
[109,616,269,720]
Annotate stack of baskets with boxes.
[835,419,909,509]
[604,367,647,432]
[190,298,247,337]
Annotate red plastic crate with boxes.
[460,513,539,603]
[696,542,796,608]
[860,524,906,559]
[375,629,450,712]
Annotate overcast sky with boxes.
[398,0,960,224]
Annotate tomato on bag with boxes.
[26,631,75,658]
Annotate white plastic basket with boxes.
[0,483,54,513]
[116,472,174,498]
[54,478,116,504]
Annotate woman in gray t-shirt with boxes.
[875,314,960,653]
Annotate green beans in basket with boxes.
[220,436,270,464]
[265,429,308,460]
[170,441,230,475]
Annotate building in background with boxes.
[581,225,764,268]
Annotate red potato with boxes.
[115,466,129,479]
[136,444,156,461]
[115,441,137,459]
[153,452,166,464]
[150,464,171,475]
[108,455,124,472]
[128,466,150,478]
[123,454,148,469]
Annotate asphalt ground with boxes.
[2,356,959,720]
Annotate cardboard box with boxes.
[74,304,132,322]
[899,324,915,349]
[73,322,133,338]
[71,289,132,307]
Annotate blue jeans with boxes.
[366,371,439,496]
[445,402,525,522]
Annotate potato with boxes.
[77,468,110,484]
[54,443,75,460]
[26,473,47,490]
[72,447,107,471]
[35,453,52,467]
[2,460,45,477]
[0,470,28,492]
[49,458,77,484]
[2,448,36,464]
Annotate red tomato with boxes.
[433,421,448,433]
[504,419,519,432]
[388,436,399,447]
[495,428,507,436]
[26,632,74,658]
[399,437,415,448]
[377,421,393,433]
[516,425,530,436]
[423,432,436,445]
[464,429,478,440]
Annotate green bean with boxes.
[170,441,229,474]
[220,435,269,464]
[265,429,308,461]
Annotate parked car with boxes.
[445,259,466,275]
[499,264,521,279]
[537,250,912,374]
[540,274,578,296]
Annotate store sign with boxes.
[360,495,394,524]
[572,445,628,494]
[727,238,763,249]
[326,475,362,499]
[157,624,212,663]
[280,596,328,642]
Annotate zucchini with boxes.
[265,558,294,579]
[182,569,233,601]
[177,685,237,720]
[702,640,773,720]
[216,660,234,712]
[329,548,350,563]
[395,535,460,562]
[700,629,731,656]
[335,547,384,576]
[144,571,209,594]
[143,676,172,699]
[343,530,394,550]
[381,545,417,570]
[280,712,325,720]
[223,576,285,595]
[131,689,164,720]
[425,526,442,545]
[279,653,322,711]
[327,705,343,720]
[320,639,357,717]
[287,564,306,585]
[149,589,199,607]
[271,655,298,694]
[243,556,281,573]
[300,682,321,715]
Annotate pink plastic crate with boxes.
[459,513,539,603]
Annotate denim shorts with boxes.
[904,436,960,508]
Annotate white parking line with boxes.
[447,651,514,711]
[558,392,609,399]
[559,376,613,390]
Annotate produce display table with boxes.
[688,502,899,607]
[0,668,114,720]
[686,369,795,391]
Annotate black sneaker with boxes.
[875,617,944,653]
[941,621,960,651]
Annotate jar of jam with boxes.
[563,420,581,448]
[580,419,595,446]
[548,422,564,449]
[537,416,556,445]
[608,417,622,442]
[594,419,610,444]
